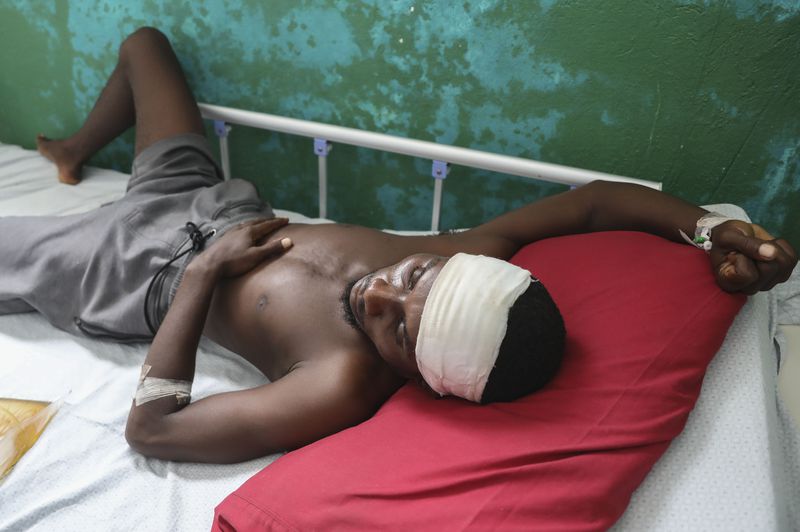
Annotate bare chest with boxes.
[203,223,423,379]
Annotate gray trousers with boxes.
[0,134,272,341]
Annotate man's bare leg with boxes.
[36,27,204,184]
[36,61,133,184]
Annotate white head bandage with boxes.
[415,253,533,402]
[134,364,192,407]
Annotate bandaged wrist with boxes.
[679,211,734,252]
[134,364,192,406]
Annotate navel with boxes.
[256,294,268,311]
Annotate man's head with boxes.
[343,253,565,403]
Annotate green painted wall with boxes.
[1,1,798,245]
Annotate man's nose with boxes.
[363,278,402,316]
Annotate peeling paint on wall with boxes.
[686,0,800,21]
[0,0,798,245]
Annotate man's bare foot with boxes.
[35,134,84,185]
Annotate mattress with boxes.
[0,141,795,531]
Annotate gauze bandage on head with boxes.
[134,364,192,407]
[416,253,533,402]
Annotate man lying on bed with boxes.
[3,28,796,463]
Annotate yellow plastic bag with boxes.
[0,397,62,479]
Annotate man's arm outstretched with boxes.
[462,180,797,294]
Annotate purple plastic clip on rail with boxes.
[432,160,450,180]
[314,138,332,157]
[213,120,230,138]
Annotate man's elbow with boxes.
[125,417,150,454]
[125,414,165,458]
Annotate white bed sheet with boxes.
[0,142,795,531]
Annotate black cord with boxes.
[143,222,215,335]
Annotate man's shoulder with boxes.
[294,349,405,405]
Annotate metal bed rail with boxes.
[199,102,662,232]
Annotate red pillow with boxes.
[213,232,745,531]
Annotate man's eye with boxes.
[408,267,423,290]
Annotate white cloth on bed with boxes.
[612,204,799,531]
[0,318,280,531]
[0,142,796,531]
[0,144,128,216]
[0,143,284,531]
[773,266,800,530]
[613,292,791,531]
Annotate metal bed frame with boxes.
[199,103,661,232]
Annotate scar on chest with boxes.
[256,295,268,311]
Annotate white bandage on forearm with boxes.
[134,364,192,406]
[415,253,532,402]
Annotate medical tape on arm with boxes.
[134,364,192,406]
[679,211,735,252]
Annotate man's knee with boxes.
[119,27,171,61]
